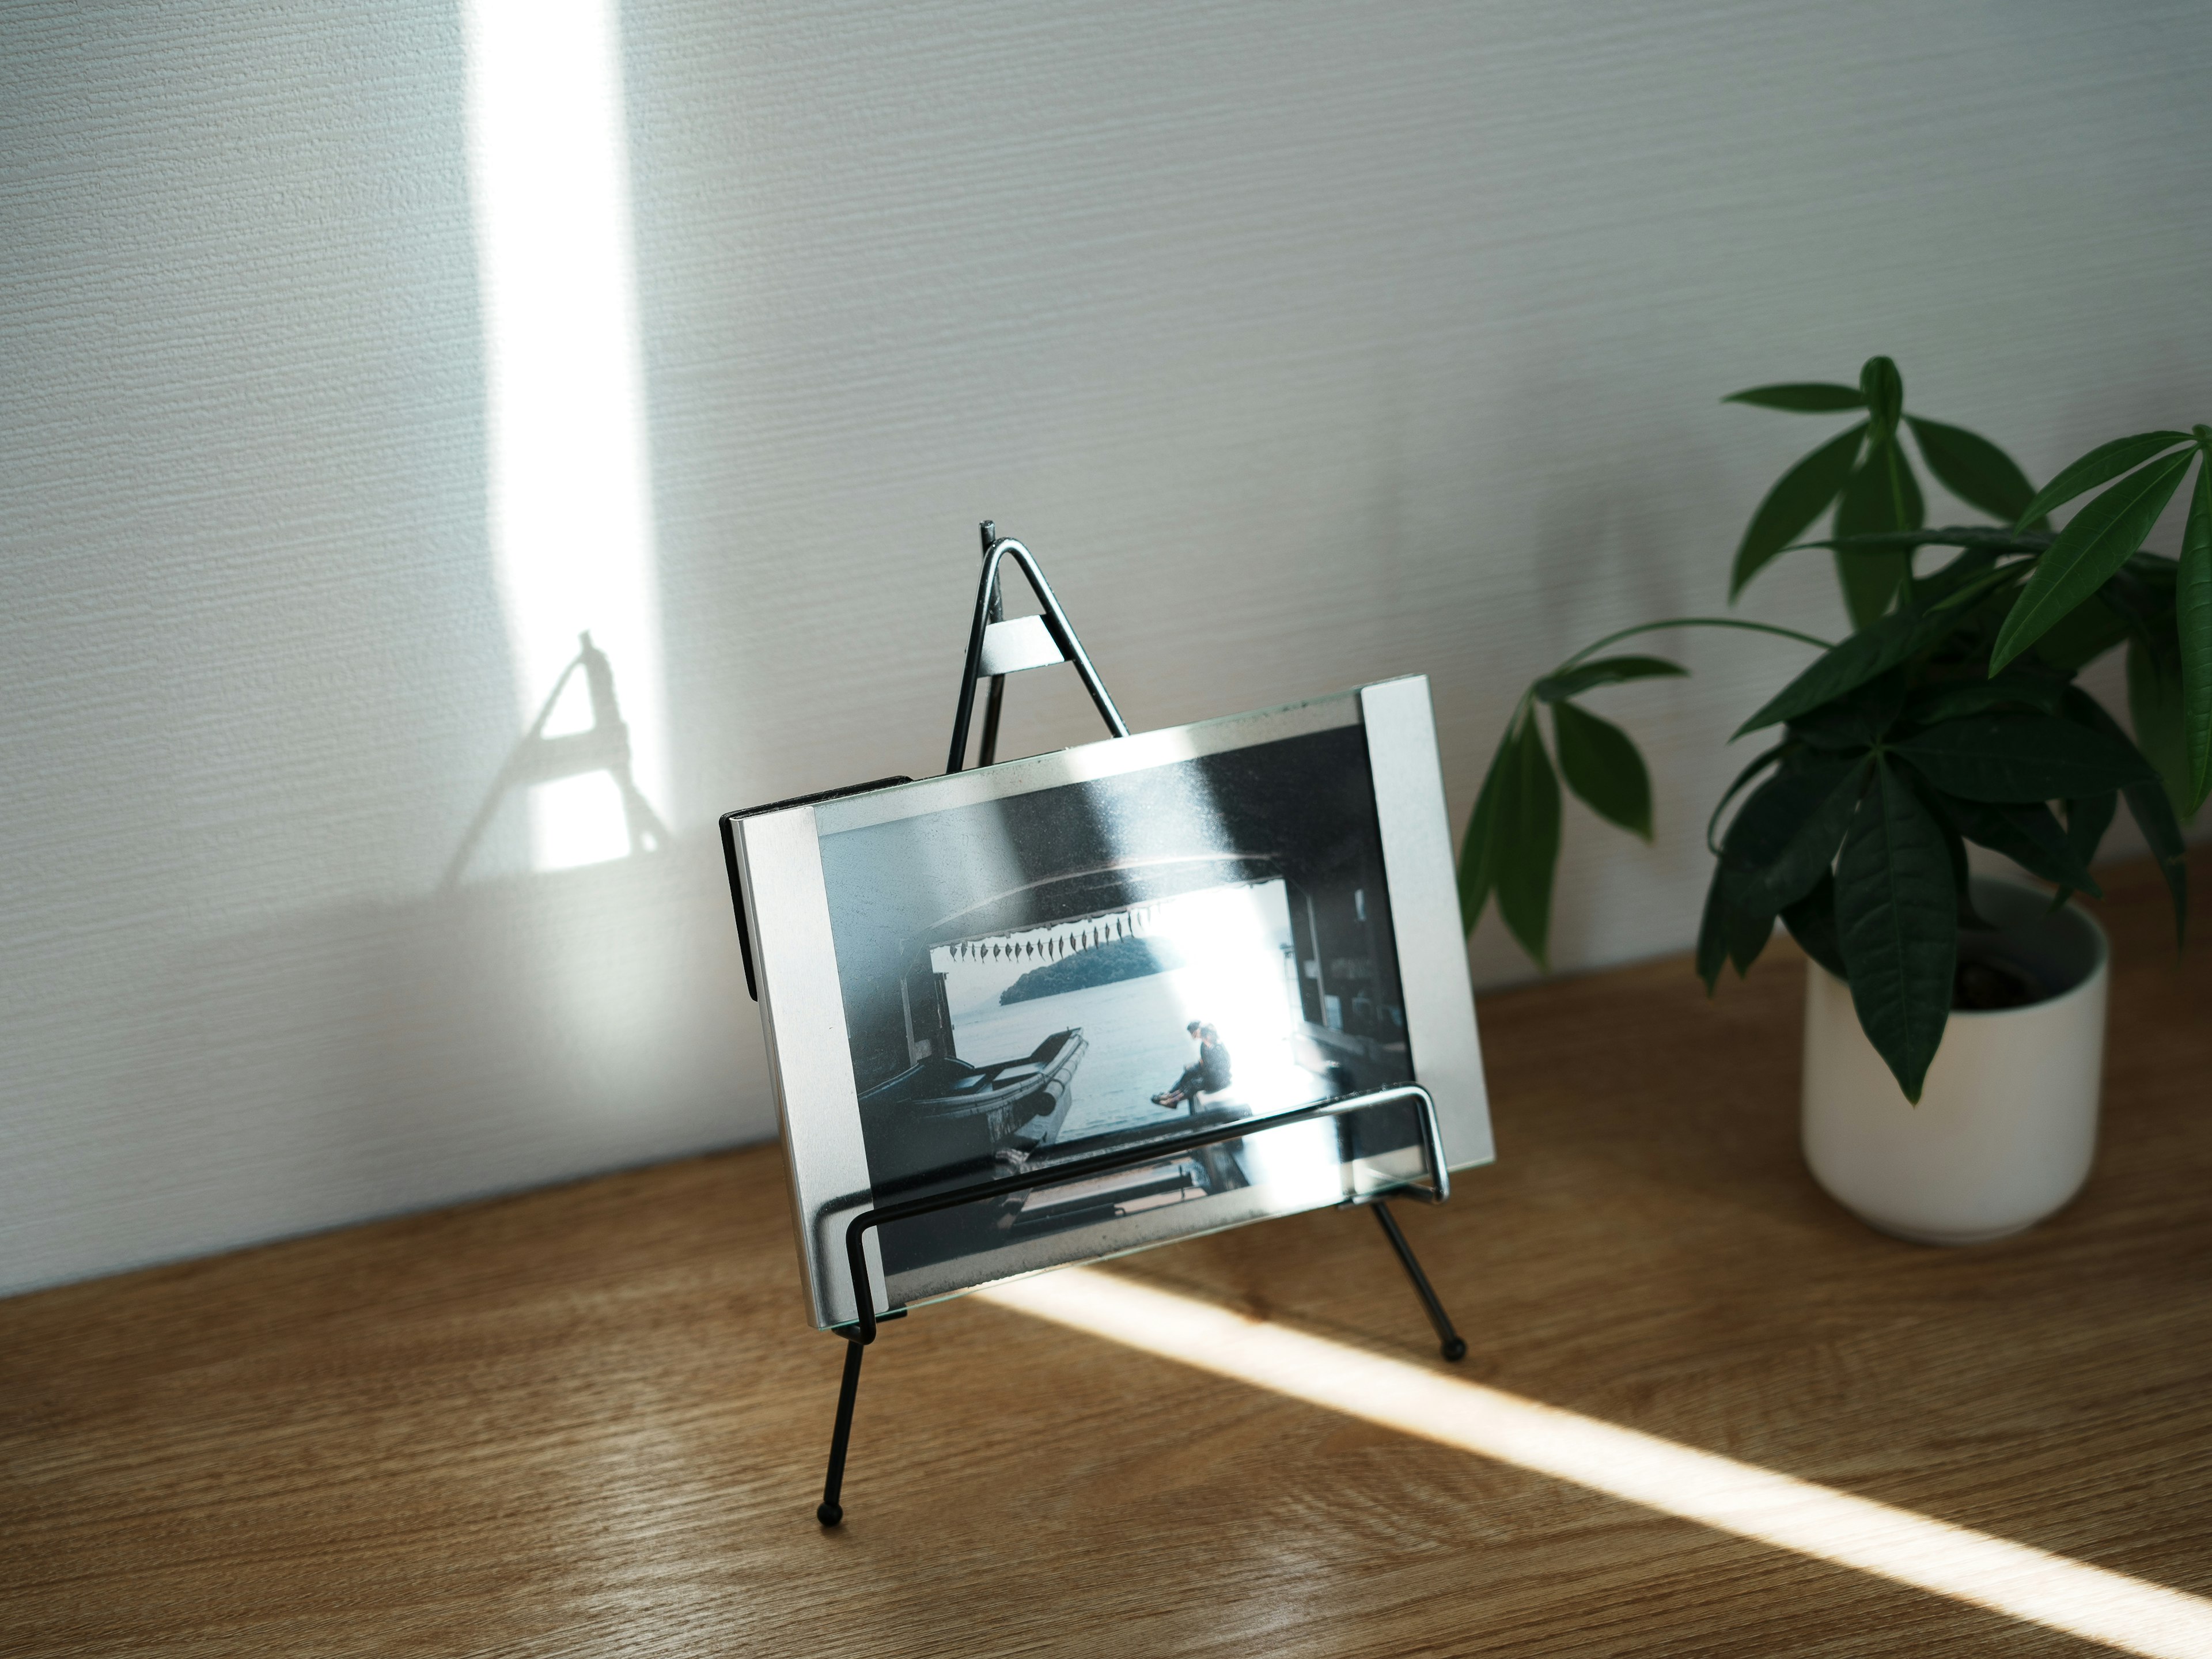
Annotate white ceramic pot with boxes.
[1800,876,2109,1245]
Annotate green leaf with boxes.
[2122,547,2183,586]
[1698,754,1861,983]
[1695,862,1732,993]
[2060,688,2188,943]
[2180,452,2212,813]
[1551,701,1654,840]
[2064,791,2116,875]
[2013,430,2193,531]
[1890,713,2157,802]
[1696,859,1785,986]
[1725,756,1870,913]
[1789,669,1906,750]
[1781,869,1849,980]
[1832,438,1923,627]
[1726,891,1777,977]
[2028,591,2132,673]
[2095,547,2180,646]
[1991,449,2197,671]
[2126,637,2194,824]
[1724,382,1866,412]
[1916,782,1988,934]
[1491,715,1562,968]
[1915,540,2033,606]
[1835,758,1957,1103]
[1735,589,1974,738]
[1941,797,2101,896]
[1791,526,2050,558]
[1730,423,1868,599]
[1456,721,1514,933]
[1706,744,1789,853]
[1860,357,1903,442]
[1907,668,2065,725]
[2125,770,2190,945]
[1534,655,1688,703]
[1906,416,2041,526]
[1934,566,2022,616]
[1889,447,1927,540]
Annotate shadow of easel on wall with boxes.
[441,631,670,892]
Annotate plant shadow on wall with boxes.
[1461,358,2204,1102]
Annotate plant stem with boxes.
[1554,616,1832,674]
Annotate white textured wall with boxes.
[5,0,2209,1295]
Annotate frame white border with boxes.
[735,676,1493,1330]
[1362,678,1494,1170]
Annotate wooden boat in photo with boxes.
[858,1027,1088,1188]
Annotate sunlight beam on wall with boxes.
[465,0,664,873]
[978,1267,2212,1658]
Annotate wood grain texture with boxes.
[4,850,2207,1657]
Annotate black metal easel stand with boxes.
[814,524,1467,1527]
[823,1232,1459,1528]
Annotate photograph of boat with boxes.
[814,716,1422,1305]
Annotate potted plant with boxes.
[1459,358,2204,1241]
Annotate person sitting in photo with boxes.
[1153,1021,1206,1108]
[1153,1022,1232,1109]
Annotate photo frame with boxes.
[726,675,1491,1330]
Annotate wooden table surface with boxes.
[6,851,2209,1658]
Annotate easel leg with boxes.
[1371,1200,1468,1362]
[818,1338,865,1527]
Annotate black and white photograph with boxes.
[816,712,1426,1305]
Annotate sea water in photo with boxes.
[933,880,1345,1207]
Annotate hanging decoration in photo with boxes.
[945,905,1164,970]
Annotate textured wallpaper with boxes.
[4,0,2209,1294]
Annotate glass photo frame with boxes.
[725,675,1491,1330]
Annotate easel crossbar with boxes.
[839,1083,1450,1344]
